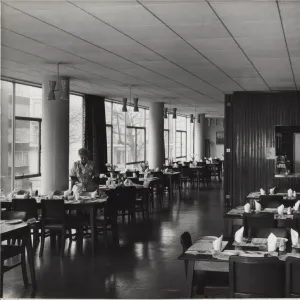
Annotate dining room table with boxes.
[1,196,108,256]
[178,236,300,298]
[223,205,300,237]
[0,220,37,291]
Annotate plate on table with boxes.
[80,196,91,200]
[198,236,218,241]
[5,219,23,225]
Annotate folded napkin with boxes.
[91,190,97,199]
[165,161,169,166]
[293,191,297,198]
[199,159,203,162]
[291,228,299,246]
[277,204,284,216]
[173,163,178,168]
[288,189,293,197]
[269,187,276,195]
[99,174,106,178]
[294,200,300,211]
[268,233,277,252]
[143,180,151,188]
[244,203,251,213]
[260,188,266,195]
[212,235,223,251]
[64,190,71,198]
[234,227,244,243]
[106,179,112,186]
[255,200,262,212]
[132,172,137,178]
[155,167,160,172]
[124,179,133,187]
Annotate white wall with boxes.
[204,118,224,159]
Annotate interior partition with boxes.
[224,91,300,207]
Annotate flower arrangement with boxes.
[105,163,117,172]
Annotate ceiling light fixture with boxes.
[197,114,201,124]
[190,114,194,123]
[163,107,168,119]
[133,97,139,112]
[172,108,177,119]
[122,98,128,112]
[47,63,69,101]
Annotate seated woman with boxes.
[70,148,99,192]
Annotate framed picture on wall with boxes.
[216,131,224,144]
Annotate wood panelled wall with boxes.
[224,91,300,207]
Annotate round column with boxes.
[194,114,205,159]
[41,76,70,194]
[148,102,165,169]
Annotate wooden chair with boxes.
[115,187,136,223]
[96,192,119,247]
[259,195,284,208]
[39,200,84,258]
[243,212,275,238]
[285,257,300,297]
[179,166,192,188]
[229,256,285,298]
[0,211,28,297]
[180,232,192,278]
[12,198,39,247]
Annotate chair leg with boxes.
[61,230,66,258]
[21,249,29,287]
[39,228,46,257]
[0,260,4,298]
[33,226,39,248]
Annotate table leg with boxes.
[89,206,97,256]
[224,218,233,238]
[145,189,150,219]
[186,260,195,298]
[24,226,36,291]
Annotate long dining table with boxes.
[178,237,300,298]
[224,205,300,237]
[1,197,108,256]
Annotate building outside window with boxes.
[0,80,83,194]
[105,100,147,169]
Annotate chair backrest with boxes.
[1,210,27,221]
[40,199,65,224]
[104,190,119,219]
[251,227,288,239]
[196,162,206,167]
[115,186,136,211]
[52,190,64,196]
[180,232,192,252]
[229,256,285,298]
[12,198,38,219]
[259,195,284,208]
[180,166,191,177]
[285,257,300,297]
[16,189,29,195]
[243,212,275,238]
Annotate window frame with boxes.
[164,129,169,160]
[126,125,146,166]
[14,116,42,180]
[175,130,187,159]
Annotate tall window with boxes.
[69,94,83,169]
[104,100,147,168]
[0,81,13,194]
[14,84,42,191]
[0,80,83,194]
[176,115,187,160]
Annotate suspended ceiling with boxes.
[1,0,299,117]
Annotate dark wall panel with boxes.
[225,91,300,207]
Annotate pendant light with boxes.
[172,108,177,119]
[163,107,168,119]
[122,98,128,112]
[197,114,201,123]
[133,97,139,112]
[47,63,69,101]
[190,114,194,123]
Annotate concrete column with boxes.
[148,102,165,169]
[194,114,205,159]
[41,76,69,194]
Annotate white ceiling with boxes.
[1,0,299,117]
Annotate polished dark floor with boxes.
[4,183,224,299]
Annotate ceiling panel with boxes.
[1,0,299,117]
